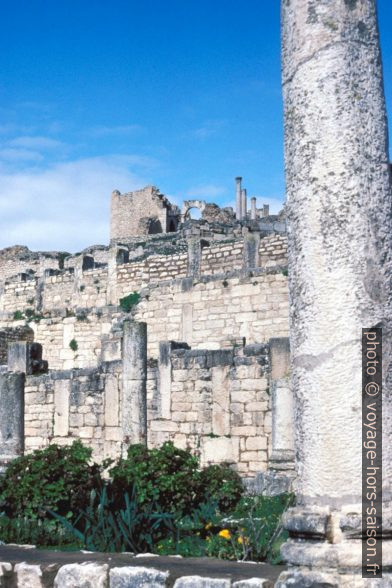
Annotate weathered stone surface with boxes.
[109,565,168,587]
[0,563,12,588]
[122,321,147,445]
[54,562,108,587]
[173,576,230,588]
[14,563,44,588]
[233,579,272,588]
[279,0,392,583]
[0,372,24,472]
[282,0,392,505]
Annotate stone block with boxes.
[201,436,239,464]
[0,563,12,587]
[14,563,44,588]
[109,566,169,587]
[233,580,272,588]
[53,380,70,437]
[54,562,108,587]
[246,437,267,451]
[174,577,230,588]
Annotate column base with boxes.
[277,568,392,587]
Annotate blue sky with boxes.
[0,0,391,252]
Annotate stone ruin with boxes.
[0,177,293,496]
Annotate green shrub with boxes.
[0,441,102,519]
[0,514,77,547]
[119,292,140,312]
[69,338,78,352]
[50,486,173,553]
[110,442,202,515]
[200,464,243,512]
[13,310,24,320]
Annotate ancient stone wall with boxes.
[23,365,123,461]
[110,186,179,243]
[149,344,271,475]
[135,270,289,358]
[22,341,272,476]
[0,246,61,283]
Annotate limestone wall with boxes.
[149,344,271,476]
[24,365,123,462]
[116,253,188,298]
[22,342,272,477]
[135,269,289,358]
[0,246,61,283]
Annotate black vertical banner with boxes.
[362,328,382,578]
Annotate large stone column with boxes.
[0,373,25,474]
[122,321,147,447]
[278,1,392,586]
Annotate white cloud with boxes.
[192,120,225,140]
[0,155,152,252]
[9,136,64,149]
[0,148,44,162]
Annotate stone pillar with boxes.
[235,176,242,220]
[107,246,129,305]
[187,236,202,278]
[278,1,392,585]
[122,321,147,446]
[241,188,247,219]
[262,204,269,218]
[250,197,257,220]
[242,227,260,270]
[0,373,24,474]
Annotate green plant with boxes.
[13,310,24,320]
[69,338,78,352]
[50,486,172,553]
[119,292,140,312]
[281,268,288,277]
[0,514,77,548]
[110,442,202,516]
[0,441,102,520]
[200,464,243,513]
[216,493,295,562]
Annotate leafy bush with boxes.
[200,464,243,512]
[0,514,77,548]
[119,292,140,312]
[109,442,202,515]
[0,441,101,519]
[13,310,24,321]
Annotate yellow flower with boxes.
[218,529,231,540]
[205,522,212,530]
[237,536,249,544]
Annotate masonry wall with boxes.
[135,269,289,358]
[22,343,272,477]
[149,345,271,476]
[24,364,123,462]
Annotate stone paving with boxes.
[0,545,284,586]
